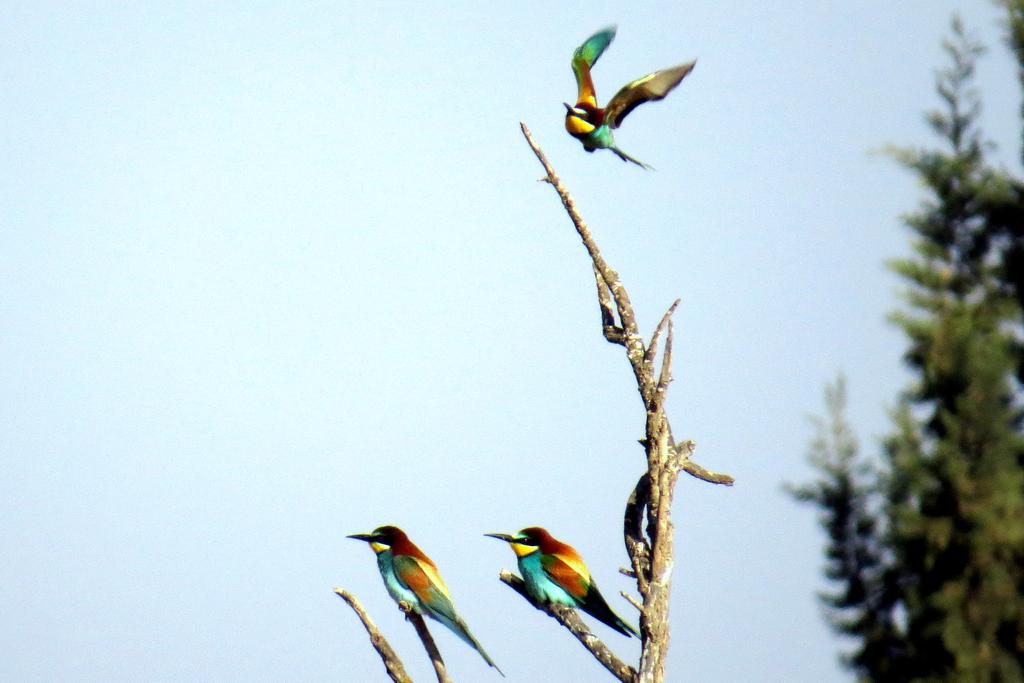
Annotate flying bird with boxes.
[348,525,503,675]
[563,26,695,169]
[486,526,640,638]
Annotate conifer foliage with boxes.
[794,8,1024,680]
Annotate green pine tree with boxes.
[794,10,1024,681]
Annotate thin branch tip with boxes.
[334,588,412,683]
[620,591,644,613]
[519,120,734,682]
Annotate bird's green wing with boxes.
[604,61,696,129]
[391,554,458,620]
[571,26,616,105]
[540,551,591,602]
[392,555,504,673]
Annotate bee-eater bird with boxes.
[485,527,640,638]
[348,525,503,676]
[563,26,695,169]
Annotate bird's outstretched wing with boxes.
[571,26,616,106]
[604,61,695,129]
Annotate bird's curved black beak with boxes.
[485,532,515,543]
[563,102,576,114]
[347,533,375,542]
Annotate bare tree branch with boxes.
[520,123,646,376]
[344,124,735,683]
[399,602,452,683]
[644,300,680,370]
[519,122,734,683]
[499,571,637,683]
[666,430,735,487]
[621,591,644,613]
[594,264,627,345]
[671,438,735,486]
[681,460,735,485]
[333,589,412,683]
[624,474,652,595]
[652,321,675,411]
[637,420,681,682]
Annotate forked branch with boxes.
[335,589,455,683]
[515,122,733,683]
[342,124,733,683]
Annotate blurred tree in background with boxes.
[793,5,1024,680]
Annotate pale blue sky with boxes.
[2,2,1021,681]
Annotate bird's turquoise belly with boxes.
[583,126,615,150]
[519,553,577,606]
[377,551,421,610]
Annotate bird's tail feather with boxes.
[432,612,505,677]
[611,145,654,170]
[615,614,642,639]
[580,586,641,638]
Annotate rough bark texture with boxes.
[334,589,412,683]
[499,571,637,682]
[514,123,734,683]
[341,123,734,682]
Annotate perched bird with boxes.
[563,26,695,169]
[485,526,640,638]
[348,525,503,676]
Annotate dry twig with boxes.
[399,602,453,683]
[515,122,734,683]
[499,571,637,683]
[333,589,412,683]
